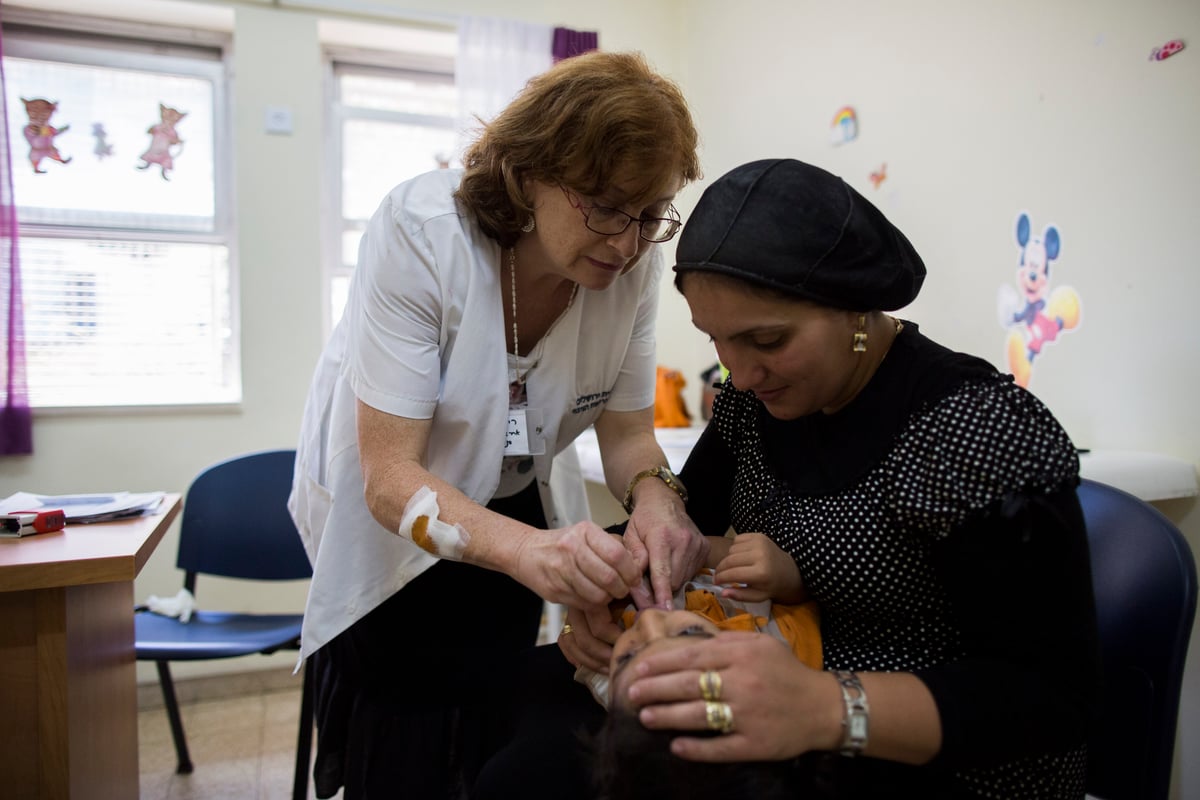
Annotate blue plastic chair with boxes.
[135,449,314,800]
[1078,478,1197,800]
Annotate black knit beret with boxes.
[673,159,926,311]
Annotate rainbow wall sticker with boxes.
[830,106,858,145]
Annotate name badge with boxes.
[504,407,545,456]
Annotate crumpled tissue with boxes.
[144,587,197,623]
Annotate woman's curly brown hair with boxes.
[455,50,701,248]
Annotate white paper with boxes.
[0,490,165,523]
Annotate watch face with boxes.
[849,714,868,739]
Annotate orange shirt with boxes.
[620,586,822,670]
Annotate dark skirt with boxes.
[310,480,597,800]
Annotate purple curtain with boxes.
[0,16,33,455]
[552,27,599,62]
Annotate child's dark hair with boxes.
[591,707,798,800]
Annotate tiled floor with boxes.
[138,609,562,799]
[138,678,336,800]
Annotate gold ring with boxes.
[699,669,723,702]
[560,623,574,636]
[704,701,734,734]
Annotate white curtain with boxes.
[454,16,553,160]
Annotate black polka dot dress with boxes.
[681,323,1099,799]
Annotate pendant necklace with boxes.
[508,247,578,386]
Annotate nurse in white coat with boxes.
[289,51,707,799]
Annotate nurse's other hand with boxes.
[557,604,621,673]
[514,524,641,608]
[625,501,708,610]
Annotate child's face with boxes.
[607,609,720,709]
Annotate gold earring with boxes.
[521,216,535,233]
[852,314,868,353]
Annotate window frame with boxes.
[2,11,239,413]
[321,44,456,338]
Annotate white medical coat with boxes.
[289,169,662,659]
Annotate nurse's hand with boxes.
[624,499,708,609]
[512,523,642,609]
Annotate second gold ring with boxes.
[704,700,734,734]
[561,623,574,636]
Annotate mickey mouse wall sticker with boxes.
[996,212,1082,388]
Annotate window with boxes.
[325,43,457,330]
[3,20,235,409]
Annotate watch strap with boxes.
[622,465,688,514]
[832,669,869,757]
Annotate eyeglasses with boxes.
[561,187,682,243]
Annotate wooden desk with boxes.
[0,494,181,800]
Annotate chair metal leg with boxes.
[293,659,314,800]
[155,660,194,774]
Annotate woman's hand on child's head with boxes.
[624,631,837,763]
[712,533,806,603]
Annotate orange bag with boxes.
[654,366,692,428]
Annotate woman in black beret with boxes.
[609,158,1100,799]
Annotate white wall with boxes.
[661,0,1200,446]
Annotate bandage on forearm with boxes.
[396,486,470,560]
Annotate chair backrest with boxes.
[1078,478,1197,800]
[177,449,312,584]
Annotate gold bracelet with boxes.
[622,465,688,514]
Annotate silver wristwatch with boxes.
[832,669,869,757]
